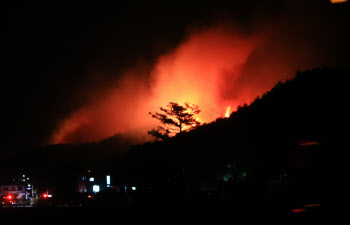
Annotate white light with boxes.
[27,178,29,180]
[93,185,100,193]
[48,195,52,198]
[89,177,94,182]
[132,187,136,191]
[23,175,25,177]
[28,184,30,187]
[106,175,110,185]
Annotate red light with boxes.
[8,195,12,199]
[42,194,48,198]
[292,208,307,213]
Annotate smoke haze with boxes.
[49,1,349,144]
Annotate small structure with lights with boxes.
[77,170,113,194]
[0,174,36,206]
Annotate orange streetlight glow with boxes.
[330,0,348,3]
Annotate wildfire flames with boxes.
[192,118,199,127]
[225,106,231,118]
[50,9,349,145]
[51,27,263,144]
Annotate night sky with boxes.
[1,1,349,159]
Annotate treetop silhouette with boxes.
[148,102,201,141]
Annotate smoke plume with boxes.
[50,1,350,144]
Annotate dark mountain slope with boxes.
[119,68,350,210]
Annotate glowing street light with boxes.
[330,0,348,3]
[93,185,100,193]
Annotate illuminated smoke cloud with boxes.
[50,26,261,144]
[149,26,261,122]
[50,5,349,144]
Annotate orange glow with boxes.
[50,27,264,144]
[50,21,319,144]
[225,106,231,118]
[330,0,348,3]
[192,118,199,127]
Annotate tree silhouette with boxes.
[148,102,201,140]
[147,126,170,142]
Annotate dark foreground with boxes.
[1,204,349,225]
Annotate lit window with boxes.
[89,177,94,182]
[132,187,136,191]
[106,175,110,185]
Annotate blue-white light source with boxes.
[93,185,100,193]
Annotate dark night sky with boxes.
[1,1,349,159]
